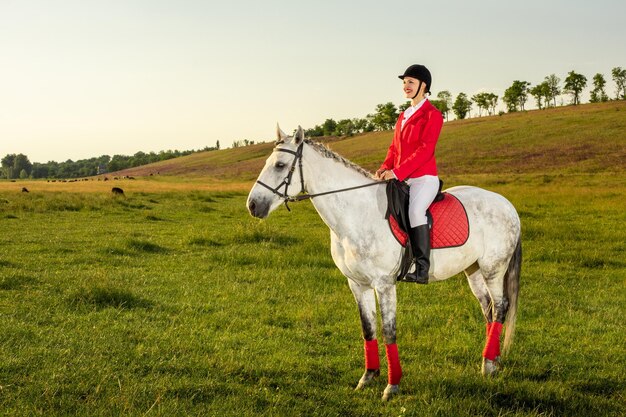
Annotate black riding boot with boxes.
[402,224,431,284]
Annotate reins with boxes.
[256,141,387,211]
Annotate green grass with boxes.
[1,172,625,416]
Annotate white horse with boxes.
[247,126,521,401]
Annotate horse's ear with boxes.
[294,125,305,144]
[276,123,288,143]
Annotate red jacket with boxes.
[379,100,443,181]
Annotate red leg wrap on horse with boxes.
[364,339,380,370]
[482,322,503,360]
[385,343,402,385]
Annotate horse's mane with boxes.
[303,139,373,179]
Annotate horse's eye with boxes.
[275,162,286,169]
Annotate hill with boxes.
[113,101,626,181]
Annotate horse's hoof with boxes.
[481,358,498,376]
[355,369,380,390]
[382,384,399,401]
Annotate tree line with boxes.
[306,66,626,134]
[1,142,221,180]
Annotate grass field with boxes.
[1,101,625,415]
[1,172,625,416]
[110,101,626,181]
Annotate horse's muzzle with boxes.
[247,197,270,219]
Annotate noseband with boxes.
[256,141,386,211]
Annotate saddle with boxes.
[385,179,469,250]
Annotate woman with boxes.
[375,64,443,283]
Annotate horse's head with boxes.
[247,124,306,218]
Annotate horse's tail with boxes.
[503,237,522,354]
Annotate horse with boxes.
[246,125,521,401]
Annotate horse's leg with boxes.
[464,262,499,374]
[376,284,401,401]
[348,280,380,390]
[479,263,510,376]
[464,261,494,322]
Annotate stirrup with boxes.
[398,271,429,284]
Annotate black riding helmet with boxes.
[398,64,432,97]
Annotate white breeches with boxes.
[406,175,439,227]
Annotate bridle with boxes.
[256,140,385,211]
[256,141,306,211]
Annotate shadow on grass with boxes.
[105,239,170,256]
[126,238,169,253]
[0,259,17,268]
[0,274,38,290]
[145,215,166,221]
[198,206,216,213]
[188,225,300,249]
[165,382,236,405]
[430,373,623,417]
[187,237,224,247]
[113,199,151,210]
[233,228,300,247]
[577,256,626,268]
[488,386,618,416]
[67,286,153,310]
[265,315,295,329]
[189,192,217,203]
[572,378,625,397]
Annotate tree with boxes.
[305,125,324,137]
[429,99,446,114]
[452,93,472,120]
[503,80,530,112]
[352,118,372,133]
[485,93,498,115]
[563,71,587,105]
[544,74,561,107]
[471,92,489,117]
[46,161,59,178]
[131,151,147,167]
[437,90,452,120]
[108,155,125,172]
[503,86,517,112]
[13,154,32,179]
[398,101,411,112]
[589,73,609,103]
[335,119,355,136]
[369,102,398,131]
[216,140,220,150]
[322,119,338,136]
[529,82,550,109]
[1,154,16,179]
[611,67,626,100]
[471,92,497,116]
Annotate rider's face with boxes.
[403,77,424,99]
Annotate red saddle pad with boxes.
[388,193,469,249]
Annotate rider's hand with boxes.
[375,170,395,180]
[381,170,396,180]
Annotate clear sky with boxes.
[1,0,625,163]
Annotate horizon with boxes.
[2,1,625,163]
[3,96,624,165]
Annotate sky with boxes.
[1,0,625,163]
